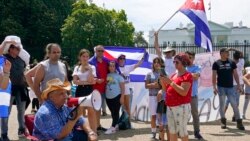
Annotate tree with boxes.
[134,31,148,47]
[0,0,75,60]
[61,0,135,51]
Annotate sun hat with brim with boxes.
[163,46,175,53]
[3,35,23,53]
[3,35,30,65]
[41,78,71,100]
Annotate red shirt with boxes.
[93,60,108,94]
[165,72,192,107]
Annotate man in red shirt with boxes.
[89,45,109,132]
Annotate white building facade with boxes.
[149,21,250,46]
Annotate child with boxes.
[105,61,125,134]
[243,67,250,119]
[145,57,164,139]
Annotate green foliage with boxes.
[0,0,75,60]
[61,0,135,52]
[134,31,148,47]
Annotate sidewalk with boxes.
[7,96,250,141]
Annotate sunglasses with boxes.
[97,50,104,53]
[173,60,180,64]
[119,57,126,60]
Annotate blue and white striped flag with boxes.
[0,56,11,118]
[179,0,213,52]
[104,46,153,82]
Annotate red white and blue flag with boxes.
[0,56,11,118]
[104,46,152,82]
[180,0,213,52]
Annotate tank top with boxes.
[40,60,66,91]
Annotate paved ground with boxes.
[7,96,250,141]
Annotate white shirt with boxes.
[72,65,96,81]
[119,65,135,83]
[163,57,176,77]
[234,58,244,85]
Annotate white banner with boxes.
[130,52,221,122]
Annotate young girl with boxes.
[72,49,97,132]
[243,67,250,119]
[145,57,163,139]
[157,66,169,141]
[105,61,125,134]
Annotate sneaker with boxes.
[236,119,245,130]
[221,118,227,129]
[194,131,203,140]
[242,115,246,119]
[151,132,156,139]
[102,111,107,116]
[18,128,30,137]
[115,124,119,131]
[232,116,236,122]
[97,126,107,132]
[1,133,10,141]
[31,109,37,114]
[104,127,116,134]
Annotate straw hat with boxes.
[41,78,71,100]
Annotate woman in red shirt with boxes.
[160,53,192,141]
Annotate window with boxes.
[163,41,167,47]
[182,41,186,47]
[235,40,239,45]
[172,41,176,47]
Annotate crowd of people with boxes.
[0,34,249,141]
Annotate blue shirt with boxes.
[106,73,124,99]
[33,100,85,140]
[186,65,201,97]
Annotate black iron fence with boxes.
[26,42,250,67]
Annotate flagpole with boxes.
[209,0,212,21]
[150,10,179,38]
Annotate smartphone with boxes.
[160,68,167,77]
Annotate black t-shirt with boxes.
[212,59,237,87]
[4,54,26,86]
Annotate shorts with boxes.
[75,85,93,97]
[157,100,168,125]
[167,103,190,137]
[149,96,157,116]
[124,84,132,95]
[157,100,167,114]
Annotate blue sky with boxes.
[92,0,250,40]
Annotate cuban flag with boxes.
[104,46,153,82]
[0,56,11,118]
[180,0,213,52]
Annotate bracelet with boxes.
[88,131,96,136]
[3,72,10,77]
